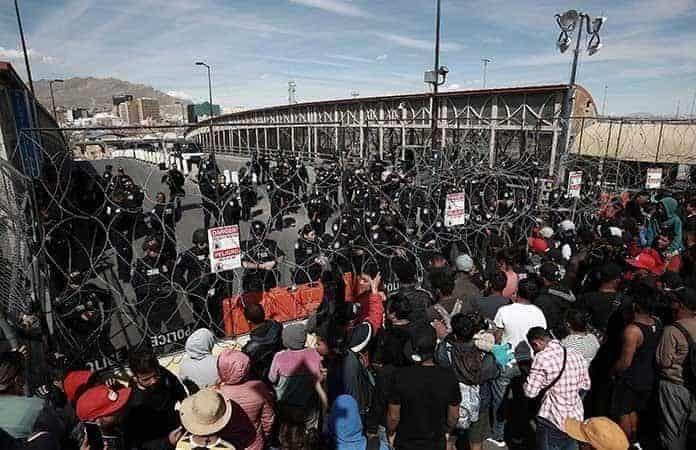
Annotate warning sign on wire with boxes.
[646,168,662,189]
[567,171,583,198]
[444,192,467,227]
[208,225,242,272]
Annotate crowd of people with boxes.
[2,150,696,450]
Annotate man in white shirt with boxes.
[488,277,548,447]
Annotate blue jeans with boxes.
[490,363,520,441]
[536,417,578,450]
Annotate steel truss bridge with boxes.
[185,84,598,174]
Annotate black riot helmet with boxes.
[251,220,266,238]
[192,228,208,245]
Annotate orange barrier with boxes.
[222,282,325,336]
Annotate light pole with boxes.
[481,58,492,89]
[195,61,215,156]
[425,0,448,150]
[49,79,63,119]
[554,9,606,172]
[601,83,608,116]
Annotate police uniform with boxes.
[239,170,256,221]
[306,193,331,235]
[161,167,185,204]
[241,237,284,293]
[131,253,184,336]
[174,243,226,333]
[198,164,220,229]
[145,201,181,260]
[55,281,115,365]
[293,237,322,284]
[268,164,294,231]
[220,185,242,226]
[106,196,136,282]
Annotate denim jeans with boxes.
[490,363,520,441]
[536,417,578,450]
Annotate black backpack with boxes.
[671,322,696,393]
[353,352,377,419]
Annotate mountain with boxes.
[33,77,191,112]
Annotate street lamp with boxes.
[13,0,35,96]
[481,58,492,89]
[425,0,448,150]
[195,61,215,157]
[49,79,63,119]
[554,9,606,172]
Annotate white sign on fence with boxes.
[646,168,663,189]
[567,171,583,198]
[677,164,690,181]
[208,225,242,272]
[444,192,467,227]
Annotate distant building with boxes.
[112,94,133,106]
[55,107,72,125]
[186,104,197,124]
[135,98,160,122]
[118,101,139,124]
[192,102,221,119]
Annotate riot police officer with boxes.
[306,190,331,235]
[102,164,113,187]
[241,221,284,293]
[131,237,184,338]
[238,167,256,221]
[174,229,225,334]
[292,156,309,198]
[54,270,116,366]
[220,182,242,226]
[268,162,294,231]
[161,166,185,207]
[293,224,322,284]
[198,158,220,229]
[145,192,181,260]
[106,190,136,282]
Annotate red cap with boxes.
[76,385,131,421]
[626,250,663,275]
[63,370,93,404]
[528,237,549,254]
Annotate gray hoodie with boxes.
[179,328,219,389]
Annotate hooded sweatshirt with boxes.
[329,395,367,450]
[647,197,684,254]
[216,350,275,450]
[179,328,219,389]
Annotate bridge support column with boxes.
[379,104,384,160]
[359,106,365,160]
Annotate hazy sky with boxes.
[1,0,695,115]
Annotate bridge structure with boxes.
[185,84,598,174]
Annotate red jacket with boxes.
[354,291,384,333]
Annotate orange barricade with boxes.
[221,281,326,337]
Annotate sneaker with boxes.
[630,444,643,450]
[486,437,507,448]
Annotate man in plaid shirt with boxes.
[524,327,590,450]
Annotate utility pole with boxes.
[429,0,445,150]
[14,0,35,96]
[676,99,681,119]
[195,61,215,157]
[690,91,696,119]
[481,58,492,89]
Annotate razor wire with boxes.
[4,117,696,373]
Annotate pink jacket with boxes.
[216,350,275,450]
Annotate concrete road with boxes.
[87,155,316,364]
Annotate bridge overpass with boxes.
[185,84,597,173]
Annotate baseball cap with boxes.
[674,287,696,311]
[76,385,131,421]
[539,262,561,282]
[455,254,474,273]
[404,323,437,363]
[559,220,576,232]
[626,250,662,275]
[565,417,629,450]
[63,370,94,404]
[539,226,554,239]
[348,322,373,353]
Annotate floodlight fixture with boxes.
[591,16,606,34]
[556,10,579,31]
[557,32,571,53]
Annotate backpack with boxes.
[671,322,696,393]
